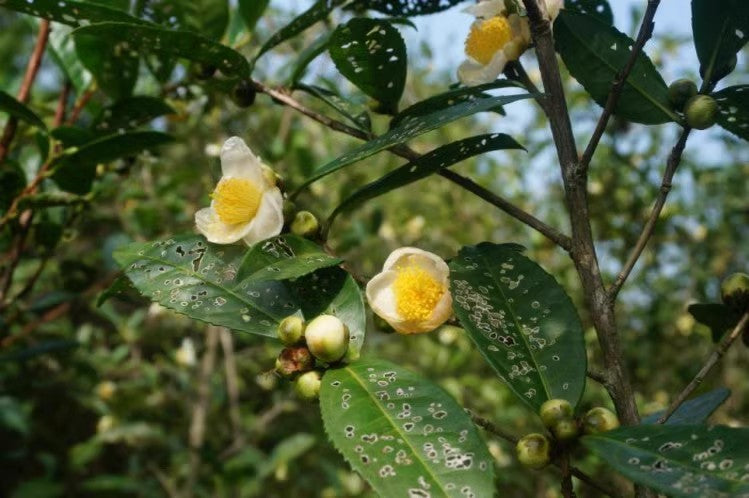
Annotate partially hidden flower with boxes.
[195,137,283,245]
[366,248,452,334]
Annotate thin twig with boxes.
[609,128,691,298]
[54,81,72,126]
[560,453,577,498]
[657,311,749,424]
[66,88,96,126]
[587,368,611,387]
[580,0,661,172]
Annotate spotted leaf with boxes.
[692,0,749,85]
[713,85,749,142]
[641,388,731,425]
[449,243,586,412]
[582,425,749,497]
[320,358,494,498]
[0,0,144,26]
[565,0,613,25]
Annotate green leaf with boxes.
[294,83,371,132]
[713,85,749,142]
[51,130,173,194]
[181,0,229,40]
[72,22,250,78]
[289,31,332,84]
[565,0,613,25]
[329,18,406,112]
[329,133,524,224]
[75,34,139,100]
[582,425,749,497]
[641,388,731,425]
[449,242,587,411]
[113,235,366,357]
[46,22,93,93]
[0,90,46,130]
[0,339,78,363]
[50,126,96,147]
[92,96,175,135]
[238,0,271,32]
[236,235,343,282]
[17,192,87,210]
[692,0,749,85]
[295,92,532,191]
[555,10,677,124]
[0,0,144,26]
[688,302,743,342]
[350,0,470,16]
[320,358,494,497]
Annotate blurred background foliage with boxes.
[0,1,747,497]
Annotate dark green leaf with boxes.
[350,0,470,16]
[641,388,731,425]
[238,0,271,32]
[582,425,749,497]
[330,133,524,224]
[555,10,678,124]
[0,161,26,213]
[320,358,494,497]
[688,302,743,342]
[713,85,749,142]
[18,192,87,210]
[181,0,229,40]
[51,126,96,147]
[75,34,139,100]
[236,235,343,282]
[46,23,93,93]
[329,18,406,111]
[0,90,46,130]
[289,31,332,84]
[449,242,587,411]
[295,92,532,191]
[565,0,613,25]
[0,340,79,363]
[73,22,250,78]
[294,83,371,131]
[92,96,175,135]
[692,0,749,85]
[0,0,144,26]
[97,274,139,307]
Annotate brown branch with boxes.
[579,0,661,172]
[54,81,72,127]
[609,128,691,298]
[249,80,571,251]
[66,88,96,126]
[560,453,577,498]
[657,311,749,424]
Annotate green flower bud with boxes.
[515,433,551,469]
[294,370,322,400]
[552,419,580,442]
[305,314,349,363]
[583,407,620,435]
[277,315,305,346]
[275,346,315,378]
[232,79,256,108]
[684,95,718,130]
[539,399,573,429]
[290,211,320,239]
[668,78,698,111]
[721,272,749,311]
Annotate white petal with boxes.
[463,0,504,18]
[365,270,405,324]
[220,136,265,186]
[458,52,507,86]
[421,291,454,332]
[195,207,254,244]
[241,188,284,245]
[545,0,564,21]
[382,247,449,280]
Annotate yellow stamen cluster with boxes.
[393,265,445,322]
[211,178,262,225]
[465,16,513,65]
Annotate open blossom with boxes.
[458,0,563,86]
[366,248,452,334]
[195,137,283,245]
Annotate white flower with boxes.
[366,247,453,334]
[175,338,196,367]
[544,0,564,21]
[195,137,284,245]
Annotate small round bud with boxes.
[95,381,117,401]
[305,314,349,363]
[277,315,305,346]
[583,407,620,435]
[684,95,718,130]
[515,433,551,469]
[539,399,573,429]
[275,346,315,378]
[290,211,320,239]
[552,419,580,442]
[668,78,698,111]
[97,415,117,434]
[294,370,322,400]
[721,272,749,311]
[232,79,256,108]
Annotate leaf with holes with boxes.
[0,0,144,26]
[692,0,749,85]
[295,92,532,191]
[555,10,677,124]
[0,90,46,131]
[688,302,743,342]
[350,0,470,16]
[565,0,613,25]
[320,358,494,497]
[72,22,250,78]
[113,235,366,356]
[295,83,371,132]
[713,85,749,142]
[641,388,731,425]
[329,133,524,225]
[238,0,271,32]
[92,96,175,135]
[582,425,749,497]
[449,243,586,411]
[329,18,406,112]
[235,235,343,282]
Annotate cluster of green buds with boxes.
[668,78,718,130]
[273,314,350,400]
[515,399,621,469]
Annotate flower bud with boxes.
[305,314,349,363]
[290,211,320,239]
[232,79,256,108]
[97,415,117,434]
[721,272,749,311]
[277,315,305,346]
[294,370,322,400]
[539,398,573,429]
[95,381,117,401]
[583,407,620,435]
[275,346,315,378]
[684,95,718,130]
[515,433,551,469]
[668,78,698,111]
[552,419,580,442]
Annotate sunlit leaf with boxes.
[236,235,343,282]
[641,388,731,425]
[713,85,749,142]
